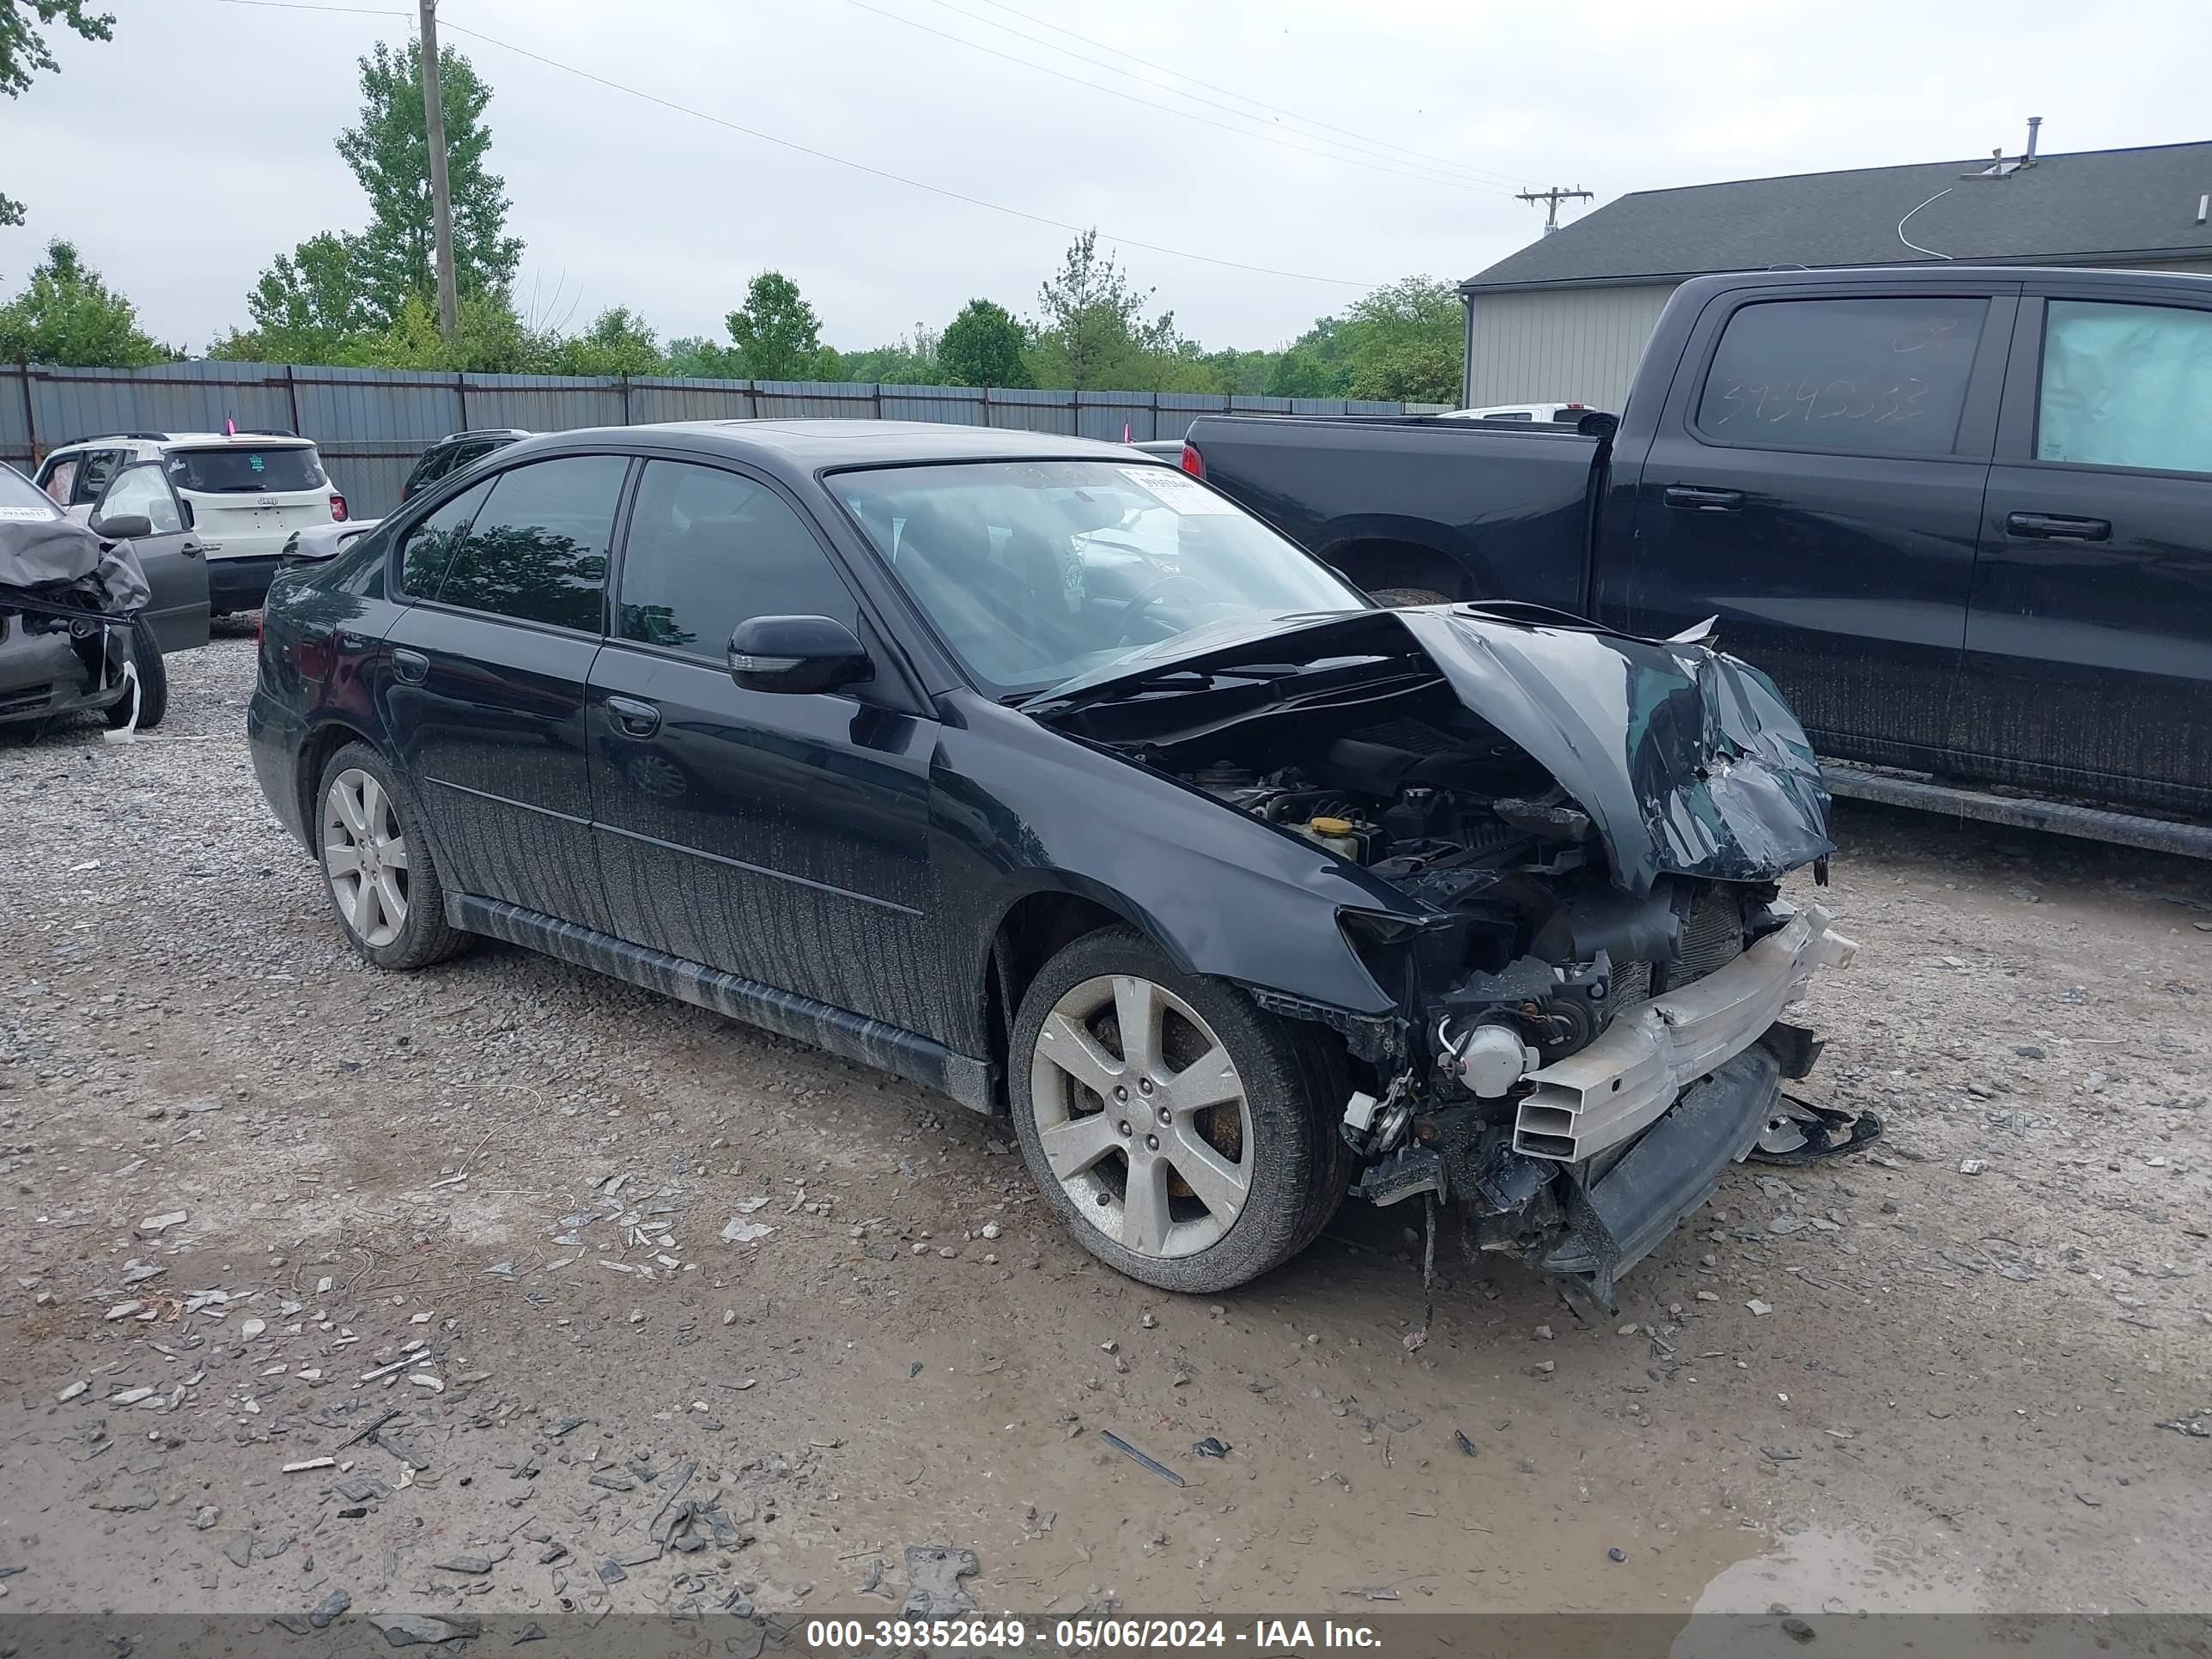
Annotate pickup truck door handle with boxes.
[607,695,662,737]
[2005,511,2112,542]
[1662,485,1745,511]
[392,647,429,684]
[179,542,204,560]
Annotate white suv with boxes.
[33,431,348,615]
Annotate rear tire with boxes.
[1009,927,1351,1293]
[107,616,167,731]
[314,741,474,971]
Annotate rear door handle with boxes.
[607,695,662,737]
[179,543,204,559]
[1662,485,1745,511]
[2005,512,2111,541]
[392,647,429,684]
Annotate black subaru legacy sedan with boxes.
[249,421,1854,1299]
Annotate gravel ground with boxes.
[2,628,2209,1627]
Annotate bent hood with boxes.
[0,514,151,616]
[1030,605,1833,895]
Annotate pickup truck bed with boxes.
[1188,264,2212,839]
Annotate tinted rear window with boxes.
[1696,297,1989,457]
[166,446,327,494]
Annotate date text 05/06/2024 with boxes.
[801,1619,1385,1651]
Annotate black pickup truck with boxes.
[1184,264,2212,851]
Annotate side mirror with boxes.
[93,514,153,542]
[728,615,872,696]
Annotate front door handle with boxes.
[392,647,429,684]
[179,543,204,559]
[607,695,662,737]
[1663,485,1745,511]
[2005,511,2111,541]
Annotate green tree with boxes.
[834,322,939,385]
[1264,313,1354,398]
[336,39,523,325]
[724,271,822,381]
[1028,229,1177,391]
[664,334,744,380]
[545,306,663,376]
[0,237,166,366]
[2,1,113,226]
[343,289,545,373]
[937,299,1030,388]
[209,232,373,362]
[1340,276,1463,404]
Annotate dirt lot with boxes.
[2,628,2208,1626]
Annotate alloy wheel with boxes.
[323,767,410,948]
[1028,974,1254,1259]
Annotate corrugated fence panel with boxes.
[627,377,757,425]
[34,361,294,448]
[1,364,30,471]
[982,386,1076,434]
[460,374,626,434]
[1154,392,1229,442]
[750,380,880,420]
[0,362,1414,507]
[878,385,987,425]
[1074,389,1155,442]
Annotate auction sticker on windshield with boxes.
[1119,467,1233,514]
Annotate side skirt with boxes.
[448,893,997,1115]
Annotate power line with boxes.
[210,0,405,13]
[206,0,1382,288]
[429,15,1384,289]
[955,0,1534,191]
[836,0,1517,198]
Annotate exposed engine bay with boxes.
[1033,604,1863,1305]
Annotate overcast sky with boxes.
[3,0,2208,355]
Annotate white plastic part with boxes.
[100,658,140,745]
[1341,1091,1380,1133]
[1457,1022,1534,1097]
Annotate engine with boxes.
[1176,714,1770,1115]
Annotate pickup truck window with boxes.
[1696,297,1989,458]
[2038,300,2212,476]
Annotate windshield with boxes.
[830,460,1367,696]
[165,446,326,494]
[0,462,63,522]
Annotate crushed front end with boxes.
[1030,603,1858,1304]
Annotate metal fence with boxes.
[2,359,1448,519]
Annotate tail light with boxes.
[329,494,349,521]
[1179,442,1205,479]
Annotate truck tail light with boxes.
[1179,442,1205,479]
[329,494,349,521]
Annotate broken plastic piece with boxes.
[1747,1097,1883,1166]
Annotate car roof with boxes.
[49,430,315,452]
[497,419,1165,476]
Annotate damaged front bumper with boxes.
[1513,903,1856,1163]
[1352,900,1858,1306]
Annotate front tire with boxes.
[315,742,473,970]
[107,616,167,731]
[1009,928,1350,1293]
[1368,586,1449,607]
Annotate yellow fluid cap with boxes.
[1309,816,1354,836]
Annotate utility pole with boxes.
[1516,185,1594,235]
[418,0,460,343]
